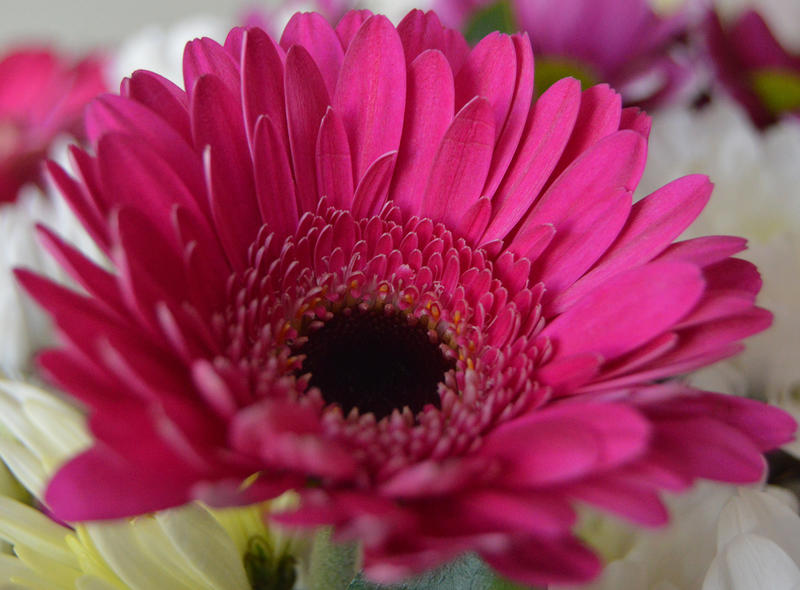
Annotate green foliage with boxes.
[464,0,518,44]
[750,68,800,116]
[346,553,542,590]
[244,535,298,590]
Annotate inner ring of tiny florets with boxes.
[292,303,457,420]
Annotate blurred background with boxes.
[0,0,254,49]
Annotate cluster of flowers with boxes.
[0,1,799,589]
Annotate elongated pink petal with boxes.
[253,115,299,238]
[551,174,713,314]
[454,32,516,140]
[541,261,705,360]
[390,49,454,215]
[242,27,287,146]
[551,84,622,182]
[511,130,646,264]
[334,15,406,184]
[397,9,446,65]
[316,106,354,210]
[281,12,343,98]
[420,96,495,227]
[192,75,261,270]
[285,45,330,213]
[128,70,191,143]
[483,78,580,243]
[481,536,601,587]
[482,33,534,198]
[352,151,397,219]
[183,37,240,98]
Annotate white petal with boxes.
[703,534,800,590]
[717,489,800,565]
[0,497,75,566]
[155,504,250,590]
[86,519,197,590]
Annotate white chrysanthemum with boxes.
[0,380,356,590]
[638,99,800,457]
[713,0,800,52]
[561,484,800,590]
[108,15,229,85]
[0,144,101,379]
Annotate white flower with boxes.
[638,99,800,457]
[560,484,800,590]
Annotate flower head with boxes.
[705,7,800,127]
[0,46,107,203]
[434,0,699,108]
[19,10,795,587]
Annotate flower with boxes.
[18,9,795,587]
[559,483,800,589]
[704,5,800,127]
[433,0,700,108]
[638,98,800,458]
[0,46,107,203]
[0,379,315,590]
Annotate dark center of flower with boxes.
[295,308,453,419]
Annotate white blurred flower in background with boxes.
[562,483,800,590]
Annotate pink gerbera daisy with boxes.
[435,0,698,108]
[0,46,107,203]
[18,10,795,587]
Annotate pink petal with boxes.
[541,261,705,360]
[396,9,446,65]
[550,84,622,182]
[334,14,406,183]
[479,403,650,487]
[551,174,713,314]
[253,115,299,238]
[316,106,354,210]
[280,12,343,98]
[481,535,601,587]
[454,32,516,140]
[183,37,240,98]
[285,45,330,213]
[242,27,287,146]
[420,96,495,229]
[192,75,261,270]
[128,70,191,143]
[335,10,374,50]
[533,188,632,298]
[46,445,197,521]
[482,33,534,199]
[390,49,454,216]
[483,78,581,243]
[352,151,398,219]
[511,130,646,264]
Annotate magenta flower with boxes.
[435,0,698,108]
[19,10,794,587]
[705,9,800,128]
[0,46,107,203]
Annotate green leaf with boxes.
[750,68,800,116]
[534,57,598,96]
[464,0,518,45]
[345,553,543,590]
